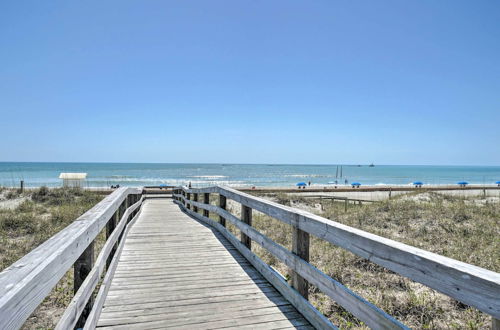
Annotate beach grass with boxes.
[0,187,105,329]
[244,191,499,329]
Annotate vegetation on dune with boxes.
[0,187,105,329]
[244,191,499,329]
[0,187,104,269]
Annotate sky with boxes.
[0,1,499,165]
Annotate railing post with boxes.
[493,318,500,330]
[187,192,191,210]
[117,196,128,242]
[124,195,131,223]
[219,194,226,227]
[291,214,310,299]
[74,242,94,328]
[193,193,198,212]
[203,193,210,217]
[241,205,252,249]
[106,209,119,269]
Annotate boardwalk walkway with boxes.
[96,199,312,329]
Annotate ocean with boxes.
[0,162,499,188]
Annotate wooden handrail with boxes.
[56,196,144,330]
[0,187,142,330]
[173,185,500,328]
[83,198,144,330]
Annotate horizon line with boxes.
[0,161,499,167]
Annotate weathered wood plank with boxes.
[100,291,285,314]
[106,278,269,293]
[98,305,300,328]
[98,309,306,330]
[99,298,291,322]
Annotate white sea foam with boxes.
[189,175,228,179]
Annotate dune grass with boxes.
[244,191,499,329]
[0,187,105,329]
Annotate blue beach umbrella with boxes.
[351,182,361,187]
[296,182,307,187]
[159,183,168,187]
[495,181,500,186]
[413,181,423,187]
[457,181,469,186]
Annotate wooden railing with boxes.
[0,187,144,330]
[173,185,500,330]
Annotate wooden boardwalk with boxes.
[96,199,312,329]
[3,187,498,329]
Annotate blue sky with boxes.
[1,1,499,165]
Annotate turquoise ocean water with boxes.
[0,162,499,188]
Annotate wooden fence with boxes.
[173,185,500,329]
[0,187,143,330]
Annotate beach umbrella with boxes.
[351,182,361,188]
[413,181,423,187]
[296,182,307,187]
[159,183,168,187]
[457,181,468,186]
[496,181,500,186]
